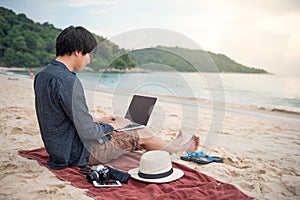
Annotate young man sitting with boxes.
[34,26,200,170]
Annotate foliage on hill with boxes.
[0,7,59,68]
[0,7,267,73]
[89,40,138,71]
[129,47,267,73]
[0,7,136,70]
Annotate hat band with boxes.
[138,168,173,179]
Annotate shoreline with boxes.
[94,85,300,129]
[2,66,300,117]
[1,69,299,120]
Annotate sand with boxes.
[0,73,299,200]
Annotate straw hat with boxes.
[128,150,184,183]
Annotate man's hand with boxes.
[95,116,115,124]
[106,116,132,130]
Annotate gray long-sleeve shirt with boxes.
[34,59,114,169]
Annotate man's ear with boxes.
[74,51,82,57]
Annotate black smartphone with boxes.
[92,180,122,187]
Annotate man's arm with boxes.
[59,77,114,141]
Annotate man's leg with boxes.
[137,129,200,153]
[89,129,200,165]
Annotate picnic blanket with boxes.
[18,148,253,200]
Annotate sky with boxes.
[1,0,300,75]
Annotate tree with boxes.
[11,36,27,51]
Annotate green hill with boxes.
[123,47,267,73]
[0,7,267,73]
[0,7,59,68]
[0,7,134,70]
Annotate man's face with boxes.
[74,52,92,72]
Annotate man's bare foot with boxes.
[170,130,184,146]
[170,132,200,152]
[186,135,200,152]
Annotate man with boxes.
[34,26,199,170]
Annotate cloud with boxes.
[256,12,300,34]
[160,0,300,74]
[285,29,300,63]
[64,0,117,7]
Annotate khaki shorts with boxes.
[88,130,140,165]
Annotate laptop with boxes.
[116,95,157,132]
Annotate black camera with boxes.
[86,165,130,185]
[86,165,109,185]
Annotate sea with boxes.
[76,72,300,114]
[8,70,300,114]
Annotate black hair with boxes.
[56,26,97,56]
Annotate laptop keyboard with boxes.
[125,122,141,128]
[116,123,145,132]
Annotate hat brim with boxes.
[128,168,184,183]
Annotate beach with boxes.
[0,73,299,200]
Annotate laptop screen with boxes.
[125,95,157,126]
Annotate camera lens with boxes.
[86,171,99,184]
